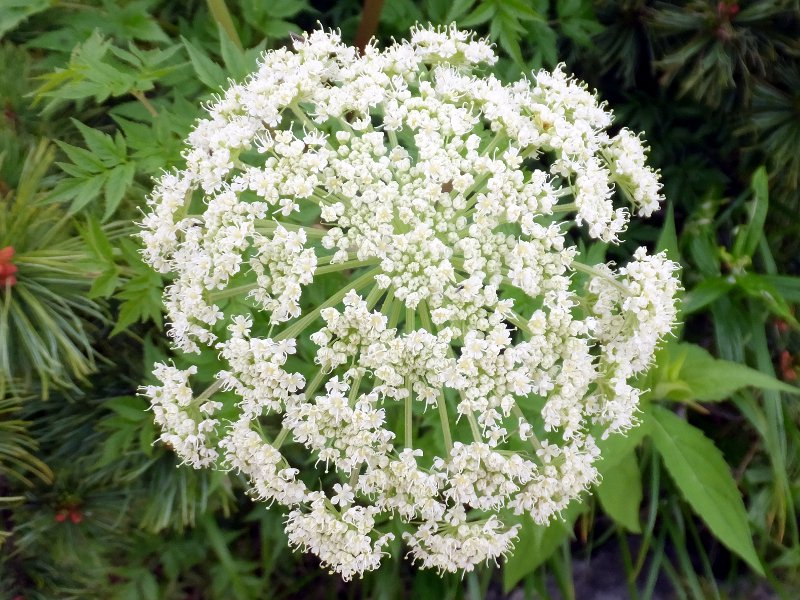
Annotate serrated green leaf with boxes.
[648,406,763,575]
[71,119,126,166]
[182,36,227,90]
[89,268,120,298]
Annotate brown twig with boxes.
[354,0,384,54]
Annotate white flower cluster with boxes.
[139,25,679,579]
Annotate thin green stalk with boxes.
[275,267,380,341]
[315,258,379,276]
[572,261,630,294]
[364,283,385,310]
[404,306,415,448]
[196,379,224,404]
[551,201,577,214]
[206,0,243,50]
[304,368,327,400]
[273,427,289,450]
[253,221,329,238]
[634,444,661,575]
[617,530,640,600]
[466,412,482,442]
[419,302,453,455]
[511,403,541,450]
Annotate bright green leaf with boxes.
[503,501,587,592]
[595,449,642,532]
[648,406,764,575]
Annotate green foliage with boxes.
[648,405,763,575]
[0,141,104,397]
[1,0,800,597]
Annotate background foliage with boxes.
[1,1,799,598]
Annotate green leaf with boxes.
[0,0,51,39]
[89,268,120,299]
[648,406,764,575]
[736,273,799,326]
[655,342,798,402]
[655,202,680,263]
[459,1,496,28]
[503,501,587,592]
[595,449,642,532]
[71,119,126,167]
[182,36,227,90]
[681,276,733,315]
[733,166,769,260]
[103,162,136,219]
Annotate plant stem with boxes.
[196,379,224,404]
[418,302,454,455]
[131,90,158,117]
[275,267,380,341]
[354,0,385,53]
[404,306,415,448]
[273,427,289,450]
[571,260,630,294]
[206,0,243,50]
[466,412,482,442]
[511,403,541,450]
[314,258,379,276]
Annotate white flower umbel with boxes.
[139,24,680,579]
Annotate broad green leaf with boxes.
[648,406,764,575]
[595,449,642,532]
[655,342,798,402]
[503,501,587,592]
[594,418,651,470]
[681,276,733,315]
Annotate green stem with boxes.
[572,261,629,294]
[131,90,158,117]
[275,267,380,341]
[273,427,289,450]
[364,283,386,310]
[511,403,541,450]
[289,104,318,133]
[196,379,224,404]
[466,412,482,442]
[253,221,329,238]
[418,302,453,455]
[206,0,243,50]
[551,201,577,214]
[304,368,327,400]
[404,306,415,448]
[314,258,379,276]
